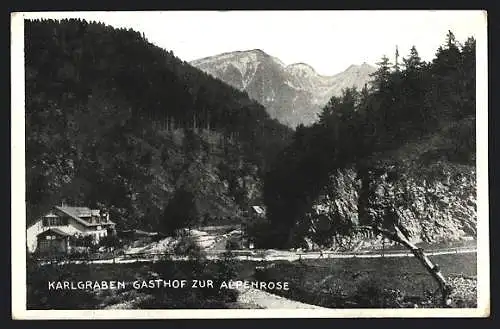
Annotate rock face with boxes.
[191,50,376,127]
[298,115,477,249]
[306,162,476,251]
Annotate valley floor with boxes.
[27,251,477,310]
[27,226,479,309]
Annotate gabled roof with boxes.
[54,206,116,227]
[57,206,96,217]
[37,227,73,238]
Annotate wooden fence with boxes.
[35,247,477,265]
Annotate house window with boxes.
[43,216,67,226]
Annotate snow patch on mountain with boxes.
[191,50,376,127]
[286,63,317,76]
[243,62,260,89]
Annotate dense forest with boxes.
[24,19,478,308]
[25,18,477,252]
[25,19,292,230]
[261,31,476,249]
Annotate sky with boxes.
[23,10,485,76]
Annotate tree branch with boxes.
[356,224,453,307]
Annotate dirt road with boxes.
[235,286,328,309]
[38,247,477,266]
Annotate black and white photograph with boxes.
[11,10,488,319]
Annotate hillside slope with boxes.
[191,50,375,127]
[25,19,292,230]
[308,117,476,249]
[261,32,476,249]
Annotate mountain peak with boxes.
[191,48,286,68]
[191,51,376,127]
[344,63,375,72]
[246,48,266,55]
[229,49,268,58]
[286,62,317,76]
[243,49,285,67]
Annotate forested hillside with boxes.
[261,32,476,248]
[25,19,292,230]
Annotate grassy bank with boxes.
[27,257,257,310]
[255,253,477,308]
[27,253,476,309]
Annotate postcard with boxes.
[11,10,489,319]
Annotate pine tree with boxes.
[403,46,423,72]
[446,30,459,49]
[433,30,462,74]
[394,45,400,72]
[161,187,199,236]
[431,30,465,119]
[460,36,476,117]
[370,55,392,92]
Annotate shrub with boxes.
[146,256,238,308]
[225,238,240,251]
[216,250,237,282]
[353,277,406,308]
[99,234,123,251]
[173,235,205,259]
[244,217,281,249]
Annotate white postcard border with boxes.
[11,10,490,319]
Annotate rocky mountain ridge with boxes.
[191,49,376,127]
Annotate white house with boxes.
[27,205,116,253]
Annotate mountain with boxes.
[191,50,376,127]
[260,33,476,249]
[25,19,292,231]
